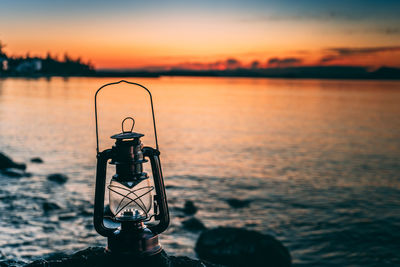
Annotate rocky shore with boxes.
[0,226,291,267]
[0,151,291,267]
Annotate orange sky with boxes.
[1,1,400,69]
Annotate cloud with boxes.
[319,46,400,63]
[240,11,369,24]
[329,46,400,55]
[169,58,243,71]
[267,57,303,67]
[381,27,400,35]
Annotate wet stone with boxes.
[47,173,68,184]
[42,202,61,212]
[195,227,291,267]
[58,213,76,221]
[182,217,207,232]
[42,226,56,233]
[79,208,93,217]
[43,251,69,261]
[0,259,26,267]
[0,152,26,171]
[24,247,219,267]
[1,169,26,178]
[225,198,252,209]
[30,157,43,163]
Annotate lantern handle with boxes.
[122,117,135,133]
[94,80,159,154]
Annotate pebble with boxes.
[47,173,68,184]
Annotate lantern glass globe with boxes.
[108,178,154,221]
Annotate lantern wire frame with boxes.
[107,183,156,221]
[94,80,159,154]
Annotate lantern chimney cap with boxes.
[110,117,144,140]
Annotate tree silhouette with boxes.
[0,41,7,58]
[0,41,94,76]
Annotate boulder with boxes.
[182,217,207,232]
[195,227,291,267]
[47,173,68,184]
[0,152,26,171]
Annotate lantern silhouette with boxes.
[93,81,169,255]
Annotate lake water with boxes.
[0,77,399,266]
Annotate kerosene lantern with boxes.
[93,81,169,256]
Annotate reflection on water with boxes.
[0,77,399,266]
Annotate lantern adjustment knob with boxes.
[110,117,144,140]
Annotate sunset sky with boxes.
[1,0,400,69]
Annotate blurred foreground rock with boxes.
[195,227,291,267]
[4,247,218,267]
[181,217,207,232]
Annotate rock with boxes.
[182,217,207,232]
[0,152,26,171]
[1,169,25,178]
[43,251,69,261]
[169,256,221,267]
[0,250,5,260]
[30,157,43,163]
[42,226,56,233]
[58,213,76,221]
[183,200,198,215]
[47,173,68,184]
[195,227,291,267]
[43,202,61,212]
[79,208,93,217]
[0,259,26,267]
[225,198,252,208]
[25,247,218,267]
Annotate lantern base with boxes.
[106,222,162,256]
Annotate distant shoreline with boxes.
[1,66,400,80]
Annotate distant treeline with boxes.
[97,66,400,80]
[0,42,95,76]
